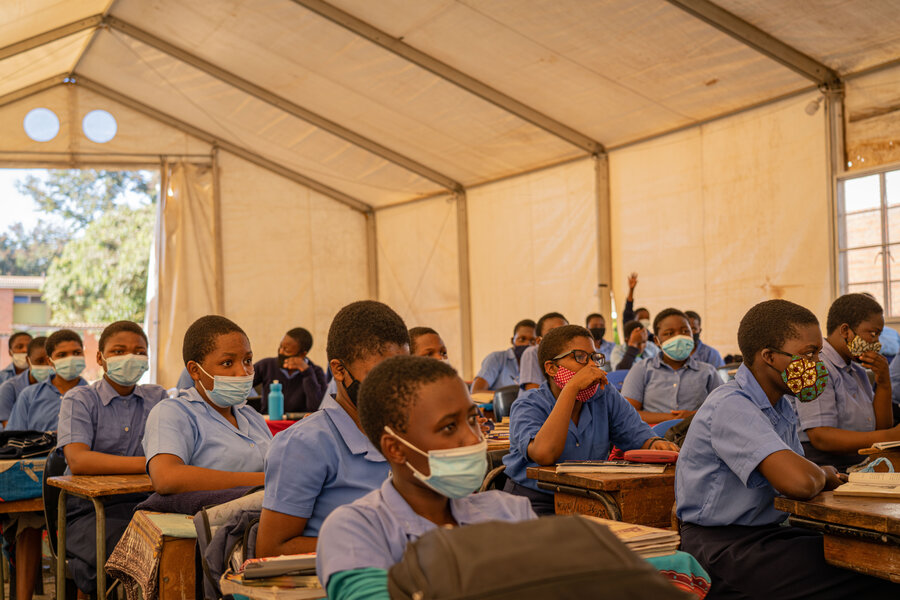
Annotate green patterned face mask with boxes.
[848,333,881,358]
[768,349,829,402]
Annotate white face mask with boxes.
[104,354,149,386]
[11,353,28,370]
[385,426,487,499]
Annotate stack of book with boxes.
[833,471,900,498]
[583,516,680,558]
[556,460,668,474]
[220,554,324,599]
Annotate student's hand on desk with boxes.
[858,351,889,385]
[567,364,608,392]
[670,410,695,420]
[282,357,309,371]
[649,439,680,452]
[821,465,847,491]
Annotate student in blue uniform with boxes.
[0,336,51,427]
[409,327,448,360]
[609,319,659,371]
[7,329,87,431]
[622,308,721,424]
[256,301,409,557]
[794,294,899,470]
[676,299,895,599]
[585,313,616,371]
[0,331,32,383]
[503,325,679,515]
[58,321,168,594]
[471,319,536,392]
[685,311,726,368]
[143,315,272,494]
[519,313,568,390]
[317,356,536,599]
[891,353,900,424]
[253,327,326,414]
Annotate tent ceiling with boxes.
[1,0,898,209]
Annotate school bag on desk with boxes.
[387,515,691,599]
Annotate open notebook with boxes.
[833,471,900,498]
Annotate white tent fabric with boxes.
[2,0,900,379]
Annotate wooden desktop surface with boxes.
[47,474,153,497]
[527,465,676,491]
[775,492,900,535]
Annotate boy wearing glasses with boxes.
[622,308,721,424]
[502,325,678,515]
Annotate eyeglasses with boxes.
[768,348,819,362]
[552,349,606,366]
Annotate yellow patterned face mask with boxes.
[848,334,881,358]
[769,349,829,402]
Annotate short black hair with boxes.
[538,325,594,382]
[623,319,645,339]
[513,319,536,335]
[99,321,148,353]
[8,331,32,350]
[585,313,604,326]
[826,293,883,335]
[685,310,701,323]
[285,327,313,354]
[634,307,650,317]
[326,301,409,364]
[27,336,47,358]
[408,327,438,354]
[536,312,567,337]
[738,300,819,367]
[358,355,459,448]
[46,329,83,357]
[183,315,247,365]
[652,308,690,335]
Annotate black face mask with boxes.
[513,344,530,361]
[341,363,361,406]
[589,327,606,342]
[692,333,701,344]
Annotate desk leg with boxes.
[57,490,67,600]
[92,498,106,600]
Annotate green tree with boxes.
[41,205,155,323]
[0,220,68,276]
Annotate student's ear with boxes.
[544,360,558,378]
[838,323,852,341]
[186,360,201,382]
[96,349,105,370]
[379,433,407,464]
[759,348,776,370]
[330,359,346,383]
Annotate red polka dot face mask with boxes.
[553,366,600,402]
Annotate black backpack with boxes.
[0,430,57,459]
[387,515,691,599]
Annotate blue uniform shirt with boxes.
[475,348,520,389]
[880,326,900,359]
[0,370,34,423]
[502,381,655,491]
[692,340,725,368]
[0,363,17,384]
[621,354,721,413]
[518,346,543,387]
[262,396,389,537]
[59,378,168,456]
[608,342,659,370]
[675,364,803,527]
[890,353,900,405]
[142,386,272,471]
[316,476,536,588]
[7,377,87,431]
[794,341,875,441]
[176,368,194,390]
[597,339,617,372]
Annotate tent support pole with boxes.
[211,145,226,314]
[366,212,379,300]
[455,190,474,380]
[152,158,168,385]
[825,83,846,302]
[0,15,102,62]
[593,155,614,334]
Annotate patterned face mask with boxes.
[847,333,881,358]
[770,350,829,402]
[553,366,599,402]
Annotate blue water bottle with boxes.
[268,380,284,421]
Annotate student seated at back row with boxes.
[794,293,899,471]
[585,313,616,371]
[503,325,679,515]
[519,313,569,390]
[143,315,272,494]
[684,311,725,368]
[58,321,167,594]
[471,319,536,392]
[0,336,51,427]
[8,329,87,431]
[609,319,659,371]
[0,331,32,383]
[317,356,535,600]
[256,301,409,557]
[408,327,448,360]
[622,308,721,424]
[253,327,326,414]
[676,299,896,599]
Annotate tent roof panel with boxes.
[0,0,107,47]
[715,0,900,74]
[110,0,583,184]
[0,30,93,97]
[327,0,809,145]
[78,30,443,206]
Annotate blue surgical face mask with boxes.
[197,364,253,408]
[660,335,695,361]
[29,364,54,382]
[385,426,487,499]
[52,355,85,381]
[104,354,149,386]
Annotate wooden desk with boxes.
[527,466,676,529]
[775,492,900,583]
[0,497,42,514]
[48,474,154,600]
